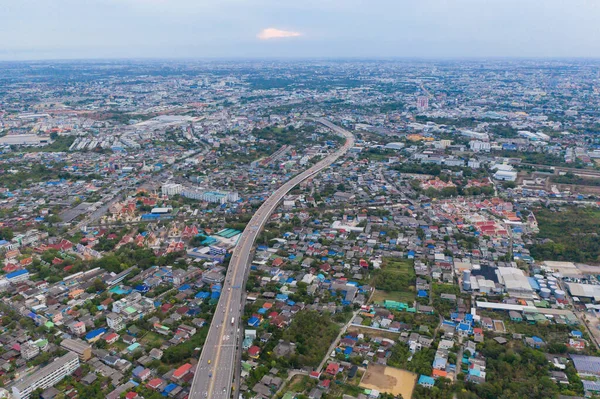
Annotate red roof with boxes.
[272,258,284,267]
[147,378,163,389]
[326,362,340,375]
[248,345,261,357]
[173,363,192,378]
[125,392,138,399]
[104,332,119,342]
[176,306,190,315]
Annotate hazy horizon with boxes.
[2,0,600,61]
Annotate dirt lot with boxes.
[360,364,417,399]
[493,320,506,333]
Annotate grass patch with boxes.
[111,341,128,352]
[371,257,416,298]
[281,311,341,367]
[371,289,415,304]
[530,206,600,263]
[140,331,165,346]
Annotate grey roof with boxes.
[571,354,600,376]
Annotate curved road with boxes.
[189,118,354,399]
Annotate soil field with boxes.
[360,364,417,398]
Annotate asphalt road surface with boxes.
[189,118,354,399]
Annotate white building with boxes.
[161,183,183,196]
[468,159,481,169]
[20,342,40,360]
[461,130,489,140]
[106,313,125,331]
[470,141,491,152]
[11,351,79,399]
[493,170,517,182]
[497,267,534,298]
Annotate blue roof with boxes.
[179,284,191,291]
[419,375,435,385]
[528,277,540,291]
[162,383,178,394]
[258,308,267,314]
[85,328,106,340]
[195,291,210,299]
[132,365,145,376]
[134,284,150,293]
[248,317,260,327]
[433,357,447,368]
[417,290,428,297]
[344,347,353,355]
[6,269,29,279]
[187,308,201,316]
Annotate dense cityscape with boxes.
[1,58,600,399]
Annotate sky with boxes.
[1,0,600,60]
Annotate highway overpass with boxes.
[189,118,354,399]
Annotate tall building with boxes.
[161,183,183,196]
[417,96,429,111]
[60,339,92,361]
[11,351,79,399]
[106,312,125,331]
[20,342,40,360]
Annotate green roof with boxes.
[241,362,253,371]
[124,306,137,314]
[127,342,141,352]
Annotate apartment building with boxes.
[106,313,125,331]
[11,351,79,399]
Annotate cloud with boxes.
[257,28,302,40]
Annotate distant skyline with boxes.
[2,0,600,61]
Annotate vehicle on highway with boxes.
[231,317,235,325]
[208,359,211,364]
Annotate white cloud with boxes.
[257,28,302,40]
